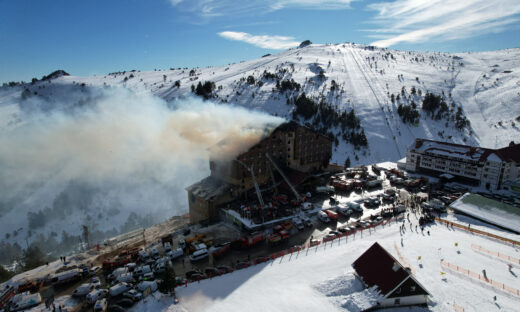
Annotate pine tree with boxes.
[344,157,351,169]
[160,261,176,294]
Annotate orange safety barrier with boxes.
[436,218,520,247]
[440,260,520,297]
[471,244,520,265]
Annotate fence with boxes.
[471,244,520,266]
[394,242,414,273]
[440,260,520,298]
[435,218,520,247]
[181,215,402,287]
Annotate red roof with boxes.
[414,138,520,163]
[352,242,410,295]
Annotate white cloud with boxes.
[367,0,520,47]
[169,0,354,18]
[218,31,300,49]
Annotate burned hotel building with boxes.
[186,121,333,224]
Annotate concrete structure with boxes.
[405,139,520,190]
[186,121,333,224]
[353,242,430,309]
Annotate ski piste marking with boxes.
[347,46,402,158]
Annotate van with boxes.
[72,283,95,297]
[109,283,132,297]
[150,248,160,259]
[166,248,184,260]
[318,211,330,223]
[189,249,209,262]
[133,265,152,278]
[116,272,134,284]
[86,289,108,305]
[93,298,107,312]
[163,242,172,253]
[50,269,81,285]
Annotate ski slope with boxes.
[129,218,520,312]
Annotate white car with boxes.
[93,298,107,312]
[166,248,184,260]
[123,289,143,302]
[318,211,330,223]
[72,283,95,297]
[109,282,132,297]
[86,289,108,305]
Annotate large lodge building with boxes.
[405,138,520,191]
[186,121,333,224]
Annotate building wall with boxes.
[210,123,331,191]
[379,295,428,308]
[405,140,519,190]
[187,191,235,224]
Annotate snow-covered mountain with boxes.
[3,43,520,164]
[0,43,519,258]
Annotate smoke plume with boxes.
[0,86,283,243]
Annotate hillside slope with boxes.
[0,44,518,255]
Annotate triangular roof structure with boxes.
[352,242,430,298]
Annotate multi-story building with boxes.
[405,138,520,190]
[186,121,333,224]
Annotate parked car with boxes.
[204,267,221,276]
[137,280,158,292]
[86,289,108,305]
[116,272,133,284]
[109,283,132,297]
[133,265,152,278]
[348,201,363,213]
[94,298,108,312]
[163,242,172,253]
[90,266,101,276]
[185,270,202,278]
[318,211,330,223]
[150,248,160,260]
[189,249,209,262]
[166,248,184,260]
[72,283,95,297]
[123,289,143,302]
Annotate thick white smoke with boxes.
[0,87,283,245]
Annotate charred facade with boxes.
[186,121,332,224]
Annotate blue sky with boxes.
[1,0,520,84]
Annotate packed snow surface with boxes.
[130,218,520,312]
